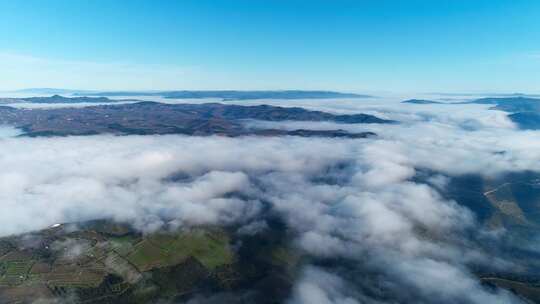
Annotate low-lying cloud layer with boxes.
[1,97,539,303]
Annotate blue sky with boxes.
[0,0,539,93]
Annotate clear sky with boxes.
[0,0,539,93]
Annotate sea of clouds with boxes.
[0,95,538,303]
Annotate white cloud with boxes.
[0,96,536,303]
[289,267,360,304]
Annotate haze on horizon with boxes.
[3,2,540,303]
[1,0,539,94]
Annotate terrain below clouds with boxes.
[0,97,391,138]
[0,94,539,303]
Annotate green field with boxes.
[44,264,105,288]
[126,230,233,271]
[0,224,245,303]
[0,260,35,286]
[0,251,36,287]
[108,235,139,256]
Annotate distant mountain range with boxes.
[0,95,131,104]
[468,97,540,112]
[0,97,393,138]
[428,92,540,98]
[402,96,540,130]
[466,97,540,130]
[8,89,374,100]
[401,99,443,104]
[12,88,94,95]
[74,90,373,100]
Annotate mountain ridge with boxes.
[0,99,393,138]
